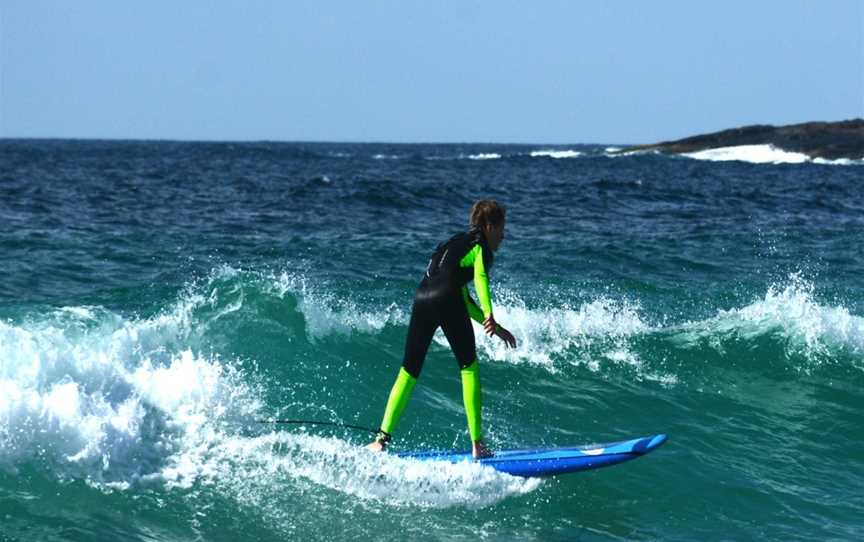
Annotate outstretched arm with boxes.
[468,247,517,348]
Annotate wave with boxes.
[423,149,586,161]
[0,268,536,508]
[0,317,261,489]
[2,265,862,514]
[812,157,863,166]
[269,271,406,340]
[470,292,680,386]
[170,269,864,378]
[254,270,665,380]
[452,291,646,358]
[213,432,540,510]
[0,266,271,488]
[528,150,582,159]
[604,149,661,158]
[265,270,864,379]
[684,145,810,164]
[682,144,863,166]
[669,275,864,370]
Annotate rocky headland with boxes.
[621,119,863,161]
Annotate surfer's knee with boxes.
[460,359,479,374]
[401,359,422,379]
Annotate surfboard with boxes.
[396,434,667,477]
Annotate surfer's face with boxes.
[485,220,506,252]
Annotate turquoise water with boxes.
[1,140,862,541]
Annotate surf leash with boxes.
[255,419,379,435]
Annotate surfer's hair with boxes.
[470,200,506,229]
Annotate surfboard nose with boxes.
[633,434,668,455]
[647,434,668,451]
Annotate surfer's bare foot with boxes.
[472,440,493,459]
[367,430,391,452]
[366,440,386,452]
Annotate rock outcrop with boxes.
[621,119,863,160]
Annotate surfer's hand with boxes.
[483,315,497,336]
[495,326,517,348]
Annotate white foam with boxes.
[428,291,650,374]
[0,305,535,506]
[604,145,861,165]
[812,156,864,166]
[268,273,675,381]
[466,153,501,160]
[211,433,540,510]
[268,273,675,380]
[673,274,864,368]
[0,300,261,487]
[683,144,810,164]
[269,271,694,383]
[271,271,406,340]
[58,306,97,319]
[606,149,660,158]
[0,270,543,510]
[529,150,582,159]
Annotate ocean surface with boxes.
[1,139,862,541]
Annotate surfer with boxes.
[367,200,517,458]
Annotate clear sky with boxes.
[1,1,862,144]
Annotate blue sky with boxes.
[1,1,861,144]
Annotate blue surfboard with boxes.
[397,434,667,477]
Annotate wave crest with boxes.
[671,274,864,371]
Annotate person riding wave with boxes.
[367,200,517,459]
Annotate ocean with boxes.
[1,139,862,541]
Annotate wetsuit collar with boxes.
[470,225,487,244]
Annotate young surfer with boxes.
[367,200,517,458]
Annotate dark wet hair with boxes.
[469,200,506,229]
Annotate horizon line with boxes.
[0,135,632,147]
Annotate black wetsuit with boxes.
[402,228,494,378]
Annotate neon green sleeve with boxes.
[462,287,485,323]
[459,245,493,319]
[473,248,493,318]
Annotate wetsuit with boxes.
[403,227,494,377]
[376,228,494,444]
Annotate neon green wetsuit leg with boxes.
[461,360,482,441]
[379,367,417,435]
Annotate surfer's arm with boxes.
[461,286,485,323]
[459,244,494,322]
[472,246,516,347]
[471,246,493,319]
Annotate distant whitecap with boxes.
[683,144,810,164]
[529,150,582,159]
